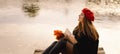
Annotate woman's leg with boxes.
[42,41,57,54]
[49,38,67,54]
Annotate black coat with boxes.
[73,31,99,54]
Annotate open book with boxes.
[64,28,72,36]
[64,28,77,44]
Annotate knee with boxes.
[58,39,67,47]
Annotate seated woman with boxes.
[42,8,99,54]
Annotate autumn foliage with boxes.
[54,30,64,40]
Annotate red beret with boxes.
[82,8,94,21]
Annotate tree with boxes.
[22,0,40,17]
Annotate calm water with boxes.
[0,0,120,54]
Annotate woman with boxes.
[43,8,99,54]
[72,8,99,54]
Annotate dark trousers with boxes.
[42,38,67,54]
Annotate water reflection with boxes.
[88,0,101,5]
[0,0,120,54]
[22,0,40,17]
[87,0,120,17]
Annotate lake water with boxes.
[0,0,120,54]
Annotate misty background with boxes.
[0,0,120,54]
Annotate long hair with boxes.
[74,17,99,40]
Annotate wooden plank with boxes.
[34,47,105,54]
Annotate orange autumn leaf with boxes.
[54,30,64,40]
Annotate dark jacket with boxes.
[73,31,99,54]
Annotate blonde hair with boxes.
[74,17,99,40]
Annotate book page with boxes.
[64,28,72,36]
[64,28,77,44]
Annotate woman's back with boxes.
[73,32,99,54]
